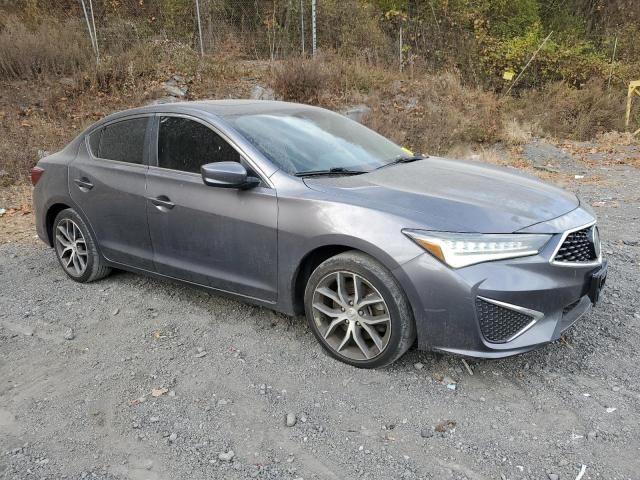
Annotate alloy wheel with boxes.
[55,218,89,277]
[311,271,392,361]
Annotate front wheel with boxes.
[304,251,416,368]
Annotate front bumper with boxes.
[393,212,605,358]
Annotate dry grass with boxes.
[506,80,627,141]
[0,110,70,186]
[363,72,502,154]
[271,58,329,104]
[500,119,536,146]
[0,16,90,80]
[0,184,36,245]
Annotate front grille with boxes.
[475,298,534,343]
[554,226,598,263]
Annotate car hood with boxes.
[303,157,579,233]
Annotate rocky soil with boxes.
[1,138,639,480]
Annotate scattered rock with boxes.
[164,84,187,98]
[218,450,235,462]
[340,104,371,123]
[168,432,178,443]
[147,96,180,105]
[63,328,75,340]
[285,413,297,427]
[112,308,120,316]
[250,85,275,100]
[151,387,168,397]
[413,362,424,370]
[587,431,597,441]
[548,474,559,480]
[420,427,434,438]
[434,420,456,433]
[523,141,574,172]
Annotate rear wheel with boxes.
[304,251,415,368]
[53,208,111,283]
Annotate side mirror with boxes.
[201,162,260,190]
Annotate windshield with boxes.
[224,108,410,175]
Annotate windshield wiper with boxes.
[375,154,426,171]
[294,167,368,177]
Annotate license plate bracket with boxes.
[588,261,608,305]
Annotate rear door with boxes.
[69,116,154,269]
[145,114,278,302]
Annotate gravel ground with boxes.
[1,141,639,480]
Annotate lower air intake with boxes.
[475,298,535,343]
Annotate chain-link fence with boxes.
[34,0,324,62]
[0,0,409,65]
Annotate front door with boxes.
[146,115,278,302]
[69,116,153,269]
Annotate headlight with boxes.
[403,230,552,268]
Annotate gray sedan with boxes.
[31,100,607,368]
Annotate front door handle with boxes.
[73,177,94,191]
[147,195,175,210]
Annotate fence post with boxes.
[311,0,316,56]
[195,0,205,57]
[399,25,403,71]
[79,0,98,62]
[88,0,99,61]
[300,0,305,55]
[607,36,618,90]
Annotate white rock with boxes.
[218,450,235,462]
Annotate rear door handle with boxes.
[147,195,175,210]
[73,177,94,191]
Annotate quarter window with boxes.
[97,117,148,164]
[88,129,101,156]
[158,116,240,173]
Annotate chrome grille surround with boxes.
[475,296,544,344]
[550,222,602,267]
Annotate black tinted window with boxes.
[88,129,101,156]
[98,118,147,164]
[158,116,240,173]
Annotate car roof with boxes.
[98,100,322,123]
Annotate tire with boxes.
[52,208,112,283]
[304,251,416,368]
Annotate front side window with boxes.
[97,117,148,164]
[158,116,240,173]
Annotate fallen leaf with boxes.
[434,419,456,433]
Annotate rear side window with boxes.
[158,116,240,174]
[96,117,148,164]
